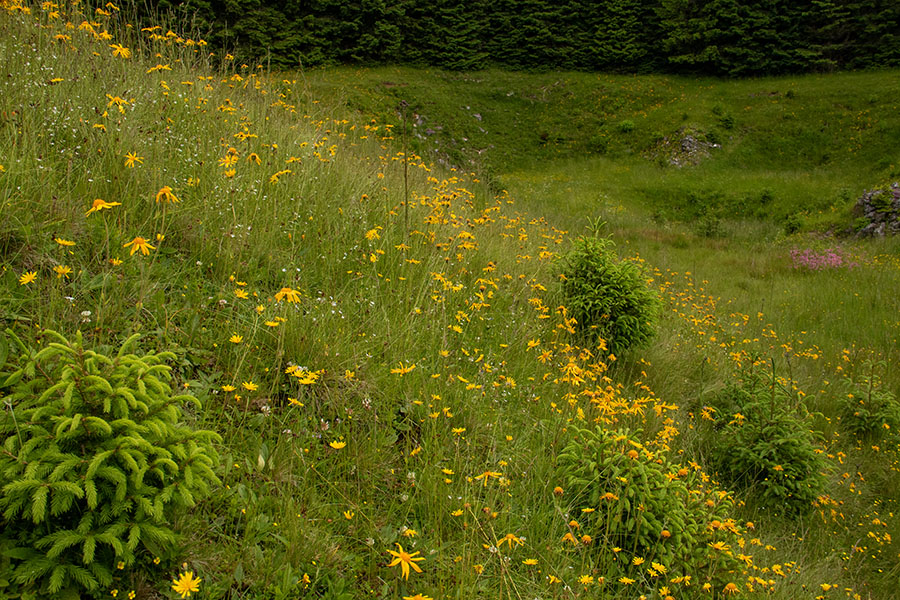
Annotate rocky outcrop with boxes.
[646,127,720,167]
[854,183,900,237]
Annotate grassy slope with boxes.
[301,66,900,597]
[306,66,900,227]
[1,4,900,600]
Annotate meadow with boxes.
[1,2,899,600]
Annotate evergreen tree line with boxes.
[151,0,900,75]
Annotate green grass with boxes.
[2,3,900,600]
[306,66,900,229]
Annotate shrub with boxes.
[840,362,900,440]
[587,134,609,154]
[558,426,743,579]
[617,119,635,133]
[0,329,221,599]
[558,236,661,355]
[705,368,829,515]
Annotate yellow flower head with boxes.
[19,271,37,285]
[123,236,156,255]
[124,152,143,168]
[171,571,201,599]
[109,43,131,58]
[275,286,302,303]
[386,543,425,580]
[155,185,180,204]
[86,198,121,216]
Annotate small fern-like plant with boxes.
[559,235,661,355]
[0,329,221,599]
[839,362,900,441]
[706,367,829,515]
[558,426,744,584]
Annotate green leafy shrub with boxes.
[558,426,743,579]
[0,329,221,599]
[840,363,900,440]
[617,119,635,133]
[705,368,829,515]
[558,236,661,355]
[587,133,609,154]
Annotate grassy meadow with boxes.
[1,3,900,600]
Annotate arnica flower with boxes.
[474,470,502,486]
[19,271,36,285]
[386,543,425,580]
[109,43,131,58]
[123,236,155,255]
[124,152,143,167]
[497,533,523,548]
[329,440,346,450]
[274,287,301,303]
[171,571,201,599]
[403,595,433,600]
[86,198,121,216]
[155,185,180,204]
[53,265,72,279]
[390,362,416,376]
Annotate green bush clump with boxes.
[558,426,743,578]
[617,119,635,133]
[0,329,221,599]
[840,363,900,440]
[706,368,829,515]
[559,236,661,355]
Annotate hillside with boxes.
[305,66,900,229]
[2,3,900,600]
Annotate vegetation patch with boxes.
[839,363,900,441]
[559,234,661,355]
[703,368,829,515]
[0,330,220,599]
[558,425,744,586]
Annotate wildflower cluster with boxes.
[790,247,859,271]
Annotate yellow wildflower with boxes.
[155,185,179,204]
[386,543,425,579]
[123,236,156,255]
[171,571,201,599]
[85,198,121,215]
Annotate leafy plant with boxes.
[840,362,900,440]
[558,235,661,355]
[558,426,743,578]
[0,329,221,599]
[617,119,635,133]
[705,367,829,515]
